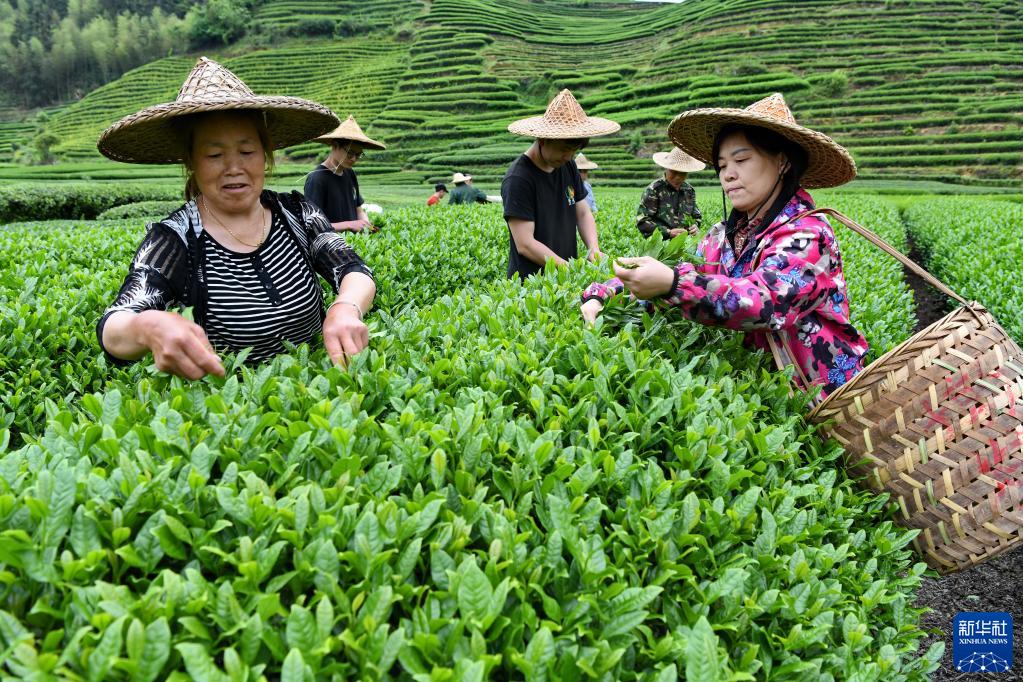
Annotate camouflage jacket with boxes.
[636,178,701,239]
[448,184,488,205]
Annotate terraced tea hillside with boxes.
[2,0,1020,188]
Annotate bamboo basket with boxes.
[773,208,1023,573]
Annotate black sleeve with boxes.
[352,172,364,208]
[502,174,536,222]
[297,196,374,292]
[569,165,586,208]
[303,170,328,214]
[474,187,488,204]
[96,222,190,362]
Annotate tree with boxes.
[0,0,191,106]
[187,0,250,47]
[627,130,644,156]
[33,131,59,164]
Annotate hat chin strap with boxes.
[748,172,784,223]
[536,141,554,170]
[723,171,785,226]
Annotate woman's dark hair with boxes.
[712,123,809,231]
[711,123,808,184]
[176,110,275,201]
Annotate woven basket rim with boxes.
[810,300,989,420]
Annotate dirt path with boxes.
[915,545,1023,680]
[900,231,1023,679]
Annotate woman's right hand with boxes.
[134,310,225,380]
[335,219,372,232]
[580,298,604,325]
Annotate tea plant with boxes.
[0,265,940,680]
[904,196,1023,341]
[0,194,946,679]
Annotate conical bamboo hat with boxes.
[652,147,705,173]
[98,57,339,164]
[668,93,856,188]
[508,89,620,139]
[314,115,386,150]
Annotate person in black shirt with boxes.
[502,89,620,279]
[305,115,386,233]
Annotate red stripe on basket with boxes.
[978,452,991,474]
[925,407,952,427]
[989,438,1005,466]
[945,371,971,396]
[994,473,1023,507]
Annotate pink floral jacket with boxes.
[583,189,868,399]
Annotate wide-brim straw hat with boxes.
[97,57,339,164]
[508,89,620,139]
[451,172,472,184]
[314,115,386,150]
[574,152,599,170]
[667,93,856,189]
[652,147,705,173]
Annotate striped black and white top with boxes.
[98,190,374,365]
[202,209,324,362]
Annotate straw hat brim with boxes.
[508,115,620,139]
[652,151,705,173]
[667,108,856,189]
[98,96,340,164]
[575,160,599,170]
[314,131,386,151]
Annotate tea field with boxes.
[2,0,1022,190]
[9,187,1017,679]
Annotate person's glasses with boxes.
[549,141,587,154]
[345,147,365,160]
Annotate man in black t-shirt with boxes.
[502,89,620,279]
[304,116,386,233]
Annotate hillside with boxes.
[2,0,1022,188]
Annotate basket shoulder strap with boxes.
[787,207,968,306]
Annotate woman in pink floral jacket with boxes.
[581,94,868,400]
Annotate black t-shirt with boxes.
[303,165,363,222]
[501,154,586,280]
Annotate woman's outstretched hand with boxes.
[580,298,604,325]
[135,310,225,380]
[323,304,369,366]
[613,257,675,300]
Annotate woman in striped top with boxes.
[96,58,375,379]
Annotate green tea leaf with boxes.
[286,605,319,652]
[130,618,170,682]
[87,616,125,682]
[177,643,229,682]
[685,617,721,682]
[457,558,493,626]
[281,648,307,682]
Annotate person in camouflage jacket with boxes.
[636,146,706,239]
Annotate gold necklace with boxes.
[201,195,268,248]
